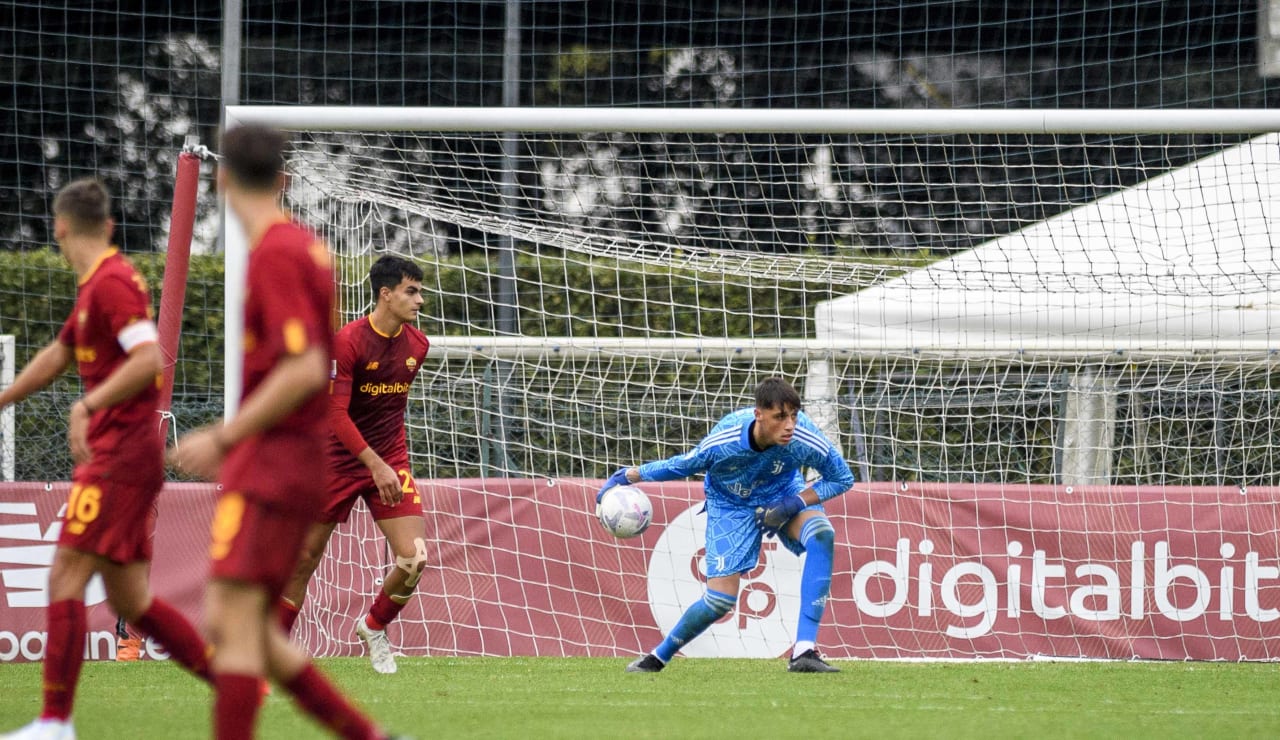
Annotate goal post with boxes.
[218,106,1280,660]
[1,334,13,482]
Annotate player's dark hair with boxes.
[369,254,424,298]
[754,376,802,411]
[219,124,288,190]
[53,178,111,234]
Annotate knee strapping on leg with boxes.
[395,537,429,589]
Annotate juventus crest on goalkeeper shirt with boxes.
[325,315,430,479]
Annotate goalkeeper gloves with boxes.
[754,494,806,537]
[596,468,631,504]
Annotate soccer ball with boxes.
[596,485,653,539]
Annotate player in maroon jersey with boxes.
[168,124,393,740]
[0,179,211,740]
[277,254,430,675]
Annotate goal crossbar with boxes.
[427,335,1279,361]
[226,106,1280,135]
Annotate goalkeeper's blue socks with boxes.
[795,516,836,649]
[653,588,736,663]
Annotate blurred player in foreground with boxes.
[0,179,211,740]
[597,377,855,673]
[278,254,431,675]
[169,124,394,740]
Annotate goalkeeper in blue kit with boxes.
[596,377,855,673]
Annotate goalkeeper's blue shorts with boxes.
[702,495,824,578]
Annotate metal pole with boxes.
[221,0,244,415]
[217,106,1280,135]
[221,0,242,128]
[485,0,523,475]
[499,0,521,335]
[0,335,13,481]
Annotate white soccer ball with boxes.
[596,485,654,539]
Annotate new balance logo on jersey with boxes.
[365,361,380,370]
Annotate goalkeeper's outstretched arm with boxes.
[596,439,714,503]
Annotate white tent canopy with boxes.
[815,133,1280,353]
[810,133,1280,484]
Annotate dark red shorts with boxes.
[57,474,159,564]
[208,491,310,599]
[320,462,423,524]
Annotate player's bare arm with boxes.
[170,346,328,479]
[73,341,162,412]
[356,446,402,506]
[68,341,162,464]
[0,339,73,409]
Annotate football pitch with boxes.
[1,657,1278,738]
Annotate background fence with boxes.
[2,2,1279,481]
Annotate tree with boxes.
[0,32,220,252]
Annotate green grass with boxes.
[2,657,1279,739]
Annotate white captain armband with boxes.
[117,319,159,352]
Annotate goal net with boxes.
[225,107,1280,660]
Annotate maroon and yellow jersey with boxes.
[325,317,429,478]
[56,248,161,484]
[219,219,335,507]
